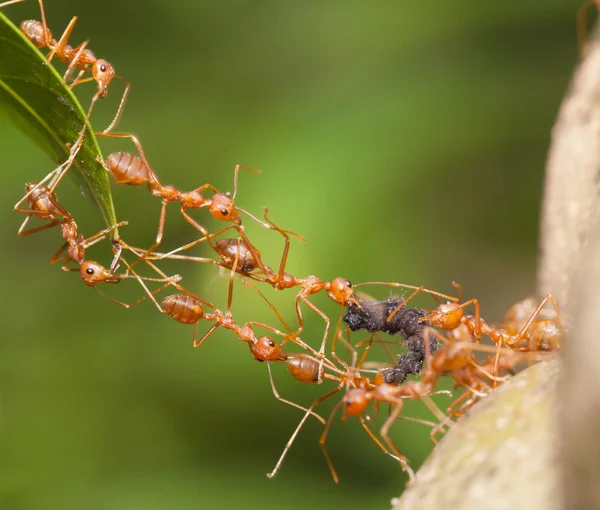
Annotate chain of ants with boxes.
[4,0,574,486]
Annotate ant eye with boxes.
[268,340,275,347]
[100,64,107,72]
[86,268,94,275]
[346,280,352,288]
[221,209,228,216]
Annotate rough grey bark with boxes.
[538,28,600,313]
[393,360,561,510]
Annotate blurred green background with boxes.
[0,0,583,508]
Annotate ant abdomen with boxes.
[106,152,151,186]
[215,239,259,273]
[24,183,61,219]
[162,294,204,324]
[503,297,539,335]
[20,20,49,48]
[286,354,322,383]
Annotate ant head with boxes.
[92,59,115,97]
[209,193,241,224]
[433,302,464,330]
[79,260,120,286]
[342,388,369,417]
[250,337,287,362]
[327,277,355,306]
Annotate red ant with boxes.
[46,213,182,312]
[14,181,71,236]
[158,285,343,424]
[266,320,451,483]
[265,324,385,482]
[10,0,129,132]
[159,283,333,366]
[329,327,501,480]
[379,283,563,364]
[159,209,357,365]
[424,293,565,356]
[99,147,300,276]
[4,0,130,201]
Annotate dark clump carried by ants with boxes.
[343,297,437,384]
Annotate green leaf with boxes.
[0,8,117,229]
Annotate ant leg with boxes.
[48,18,80,67]
[430,413,454,445]
[386,285,430,322]
[179,210,223,252]
[82,221,128,249]
[240,280,335,367]
[0,0,24,8]
[50,241,69,265]
[510,294,558,350]
[17,217,61,236]
[319,399,344,484]
[113,255,181,313]
[231,164,260,200]
[420,393,450,424]
[62,39,89,84]
[330,320,355,371]
[267,385,342,479]
[47,94,100,194]
[127,199,169,271]
[379,402,415,483]
[452,281,463,302]
[194,323,220,348]
[262,207,305,277]
[296,295,330,361]
[446,390,472,417]
[65,67,85,86]
[266,362,326,424]
[189,183,219,195]
[50,221,127,266]
[264,207,291,282]
[92,281,174,310]
[102,77,131,134]
[68,75,96,90]
[358,416,403,460]
[36,0,53,50]
[158,223,239,260]
[357,282,458,319]
[119,242,218,313]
